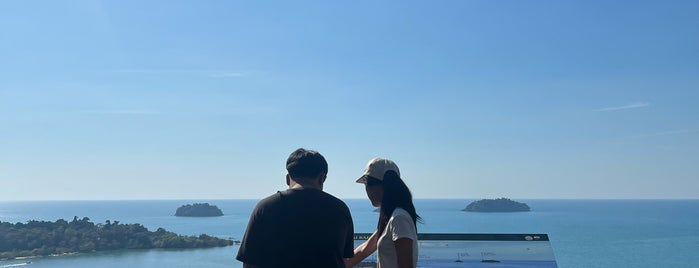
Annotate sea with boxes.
[0,199,697,268]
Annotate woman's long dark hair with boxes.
[367,170,422,233]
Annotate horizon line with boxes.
[2,197,698,202]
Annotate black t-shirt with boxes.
[236,188,354,268]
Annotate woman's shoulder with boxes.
[387,208,417,239]
[391,207,411,218]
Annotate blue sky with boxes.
[1,0,698,200]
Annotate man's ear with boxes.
[286,174,291,186]
[319,173,327,184]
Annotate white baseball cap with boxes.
[356,157,401,183]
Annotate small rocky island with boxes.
[175,203,224,217]
[0,217,233,260]
[463,198,531,212]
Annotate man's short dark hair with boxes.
[286,148,328,180]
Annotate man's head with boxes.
[286,148,328,186]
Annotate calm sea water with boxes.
[1,199,697,268]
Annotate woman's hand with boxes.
[344,230,379,268]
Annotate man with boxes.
[236,148,355,268]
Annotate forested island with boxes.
[175,203,223,217]
[463,198,531,212]
[0,217,233,260]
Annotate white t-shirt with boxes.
[377,208,418,268]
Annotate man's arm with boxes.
[236,199,272,267]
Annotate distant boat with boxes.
[481,252,500,263]
[455,252,468,262]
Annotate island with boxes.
[462,198,531,212]
[0,217,233,260]
[175,203,224,217]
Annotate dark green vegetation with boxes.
[463,198,531,212]
[175,203,223,217]
[0,217,233,260]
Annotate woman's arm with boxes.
[394,237,414,268]
[344,230,379,268]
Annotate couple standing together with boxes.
[236,148,421,268]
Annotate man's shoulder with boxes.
[288,189,351,210]
[257,189,350,213]
[253,191,284,209]
[317,190,351,209]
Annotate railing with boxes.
[353,233,557,268]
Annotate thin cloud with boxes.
[209,72,245,78]
[595,102,650,112]
[110,69,188,74]
[110,69,248,78]
[83,110,161,115]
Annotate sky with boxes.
[1,0,698,200]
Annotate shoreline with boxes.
[1,252,79,262]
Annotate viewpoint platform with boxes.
[353,233,558,268]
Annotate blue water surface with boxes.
[1,199,697,268]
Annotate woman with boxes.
[346,158,421,268]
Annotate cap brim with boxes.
[356,176,368,184]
